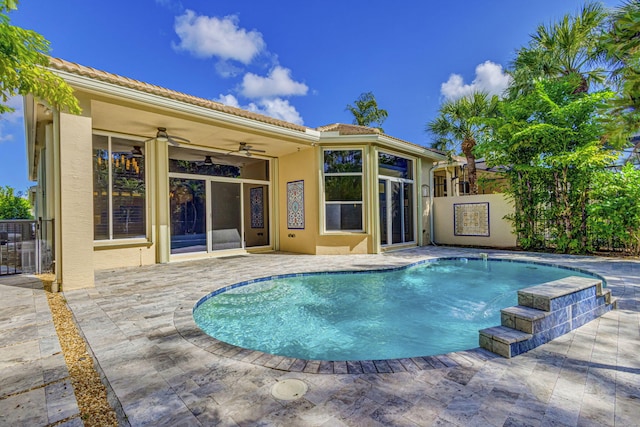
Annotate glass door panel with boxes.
[379,179,388,245]
[391,181,403,244]
[211,181,242,250]
[404,183,414,243]
[170,178,206,254]
[244,183,269,247]
[379,179,415,246]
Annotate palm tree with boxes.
[599,0,640,142]
[427,92,499,195]
[345,92,388,132]
[509,1,608,97]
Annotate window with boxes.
[378,153,413,179]
[323,149,363,231]
[93,134,146,240]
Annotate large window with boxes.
[93,134,146,240]
[323,149,363,231]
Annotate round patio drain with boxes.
[271,379,308,400]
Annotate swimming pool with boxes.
[193,258,600,361]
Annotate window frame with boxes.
[92,131,149,245]
[377,149,417,246]
[321,148,365,233]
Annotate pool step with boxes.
[479,275,616,358]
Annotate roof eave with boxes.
[23,94,38,181]
[318,133,446,160]
[53,69,321,145]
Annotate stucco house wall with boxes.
[278,147,319,254]
[433,193,516,248]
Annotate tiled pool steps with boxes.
[479,276,617,358]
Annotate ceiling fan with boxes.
[195,155,214,166]
[144,127,190,146]
[230,142,266,156]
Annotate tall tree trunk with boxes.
[461,137,478,195]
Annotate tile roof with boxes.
[47,58,444,157]
[316,123,445,156]
[48,57,309,132]
[316,123,382,135]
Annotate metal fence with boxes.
[0,219,54,276]
[522,216,635,255]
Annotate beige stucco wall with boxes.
[93,245,156,270]
[57,111,95,290]
[433,193,516,247]
[419,159,432,245]
[315,234,369,254]
[278,147,318,254]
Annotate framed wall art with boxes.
[454,202,490,236]
[287,180,304,229]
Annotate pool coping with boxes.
[175,256,606,374]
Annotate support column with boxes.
[155,140,170,263]
[57,111,94,289]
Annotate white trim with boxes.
[377,150,418,247]
[321,148,365,233]
[92,133,150,243]
[319,133,446,160]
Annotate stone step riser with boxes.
[502,293,612,334]
[480,275,615,358]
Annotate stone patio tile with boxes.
[0,322,38,343]
[578,392,614,427]
[0,358,44,397]
[3,248,635,426]
[0,387,48,426]
[45,378,80,424]
[0,339,41,369]
[541,395,581,427]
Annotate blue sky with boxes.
[0,0,619,192]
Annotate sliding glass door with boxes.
[168,146,270,255]
[378,152,415,247]
[379,179,414,245]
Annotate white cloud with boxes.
[248,98,304,125]
[173,10,265,64]
[214,94,241,108]
[240,66,308,99]
[216,94,304,125]
[0,96,24,143]
[441,61,511,101]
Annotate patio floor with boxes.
[2,246,639,426]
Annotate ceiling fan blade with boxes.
[239,142,265,153]
[166,136,182,146]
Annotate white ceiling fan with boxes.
[145,127,190,146]
[229,142,266,156]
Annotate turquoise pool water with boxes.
[193,258,597,361]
